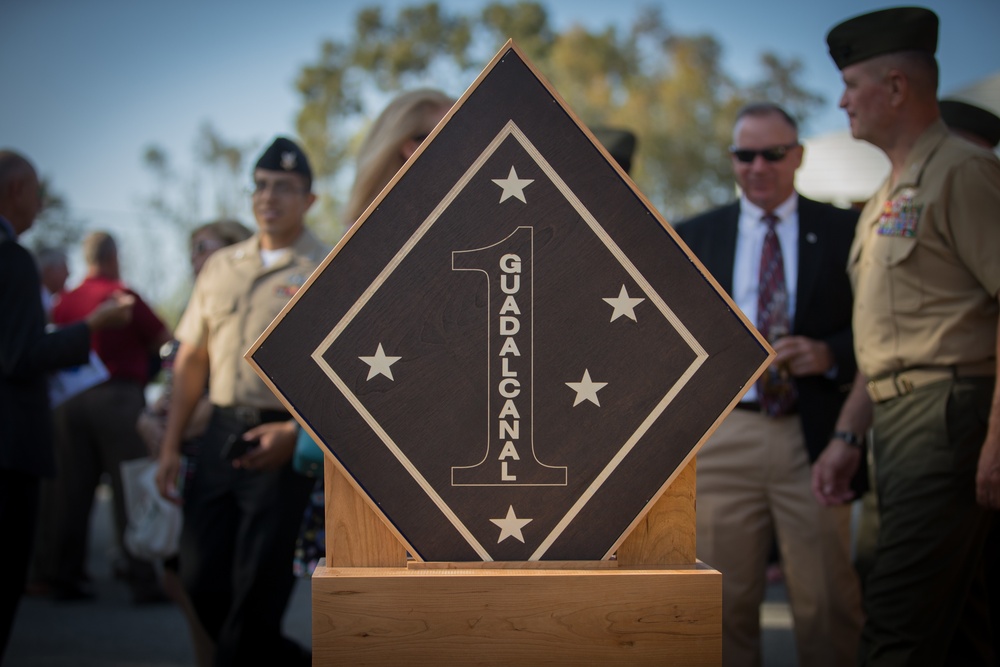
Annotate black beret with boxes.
[826,6,938,70]
[940,99,1000,148]
[593,127,638,175]
[254,137,312,186]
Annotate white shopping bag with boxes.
[120,457,182,561]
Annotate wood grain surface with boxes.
[312,563,721,665]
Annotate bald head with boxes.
[82,231,120,279]
[0,151,34,186]
[0,150,42,235]
[36,246,69,295]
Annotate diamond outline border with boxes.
[311,120,709,561]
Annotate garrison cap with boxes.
[593,127,638,175]
[254,137,312,188]
[940,99,1000,148]
[826,6,938,70]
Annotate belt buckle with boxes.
[893,374,915,398]
[234,406,261,426]
[867,379,885,403]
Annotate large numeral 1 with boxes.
[451,226,567,486]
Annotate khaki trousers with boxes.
[697,409,862,667]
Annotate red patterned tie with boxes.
[757,213,796,416]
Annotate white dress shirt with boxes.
[733,193,799,401]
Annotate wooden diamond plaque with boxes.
[246,41,770,564]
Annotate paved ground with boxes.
[6,485,797,666]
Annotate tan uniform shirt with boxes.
[849,120,1000,379]
[175,229,329,409]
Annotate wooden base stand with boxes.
[312,459,721,665]
[313,562,719,665]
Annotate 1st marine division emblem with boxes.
[248,44,769,563]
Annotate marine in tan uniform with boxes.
[940,98,1000,150]
[155,137,328,667]
[939,97,1000,666]
[812,8,1000,666]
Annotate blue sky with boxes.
[1,0,997,298]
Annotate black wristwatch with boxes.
[832,430,864,448]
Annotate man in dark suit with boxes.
[676,103,862,667]
[0,150,132,660]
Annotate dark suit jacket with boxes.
[0,227,91,476]
[676,196,858,462]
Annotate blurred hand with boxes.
[976,432,1000,510]
[86,292,135,331]
[136,408,167,457]
[773,336,834,377]
[233,420,297,472]
[812,438,861,506]
[155,446,183,504]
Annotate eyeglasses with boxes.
[250,180,307,197]
[729,143,799,163]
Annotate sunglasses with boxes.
[729,143,799,163]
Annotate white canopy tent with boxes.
[796,132,890,208]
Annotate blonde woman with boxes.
[342,88,454,225]
[294,89,454,577]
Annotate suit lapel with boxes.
[0,219,14,243]
[707,203,740,294]
[794,197,823,331]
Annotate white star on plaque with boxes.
[492,166,534,203]
[359,343,401,381]
[566,369,608,407]
[602,285,645,322]
[490,505,533,544]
